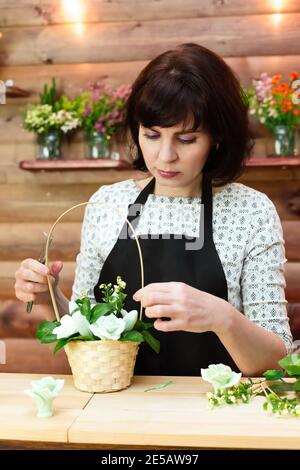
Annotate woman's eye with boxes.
[143,133,196,144]
[143,133,159,139]
[179,138,196,144]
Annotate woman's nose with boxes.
[158,141,178,162]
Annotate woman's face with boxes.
[138,121,213,194]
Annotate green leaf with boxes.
[35,321,59,344]
[279,354,300,377]
[71,335,94,341]
[54,335,94,353]
[135,319,153,332]
[90,303,113,323]
[54,338,70,353]
[141,330,160,354]
[263,369,284,381]
[144,380,173,392]
[283,365,300,377]
[76,298,92,321]
[294,379,300,392]
[120,330,144,343]
[40,78,57,107]
[268,381,295,394]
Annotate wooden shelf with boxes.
[6,86,30,98]
[19,157,300,172]
[19,159,133,171]
[247,157,300,167]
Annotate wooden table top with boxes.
[0,373,92,444]
[0,373,299,450]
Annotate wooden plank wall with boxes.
[0,1,300,372]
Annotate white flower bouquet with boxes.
[201,357,300,418]
[23,79,81,135]
[36,276,159,393]
[23,104,80,135]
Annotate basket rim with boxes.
[64,339,142,346]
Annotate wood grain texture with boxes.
[1,0,300,27]
[19,158,133,171]
[1,14,300,66]
[285,262,300,303]
[0,299,50,338]
[0,374,299,449]
[68,375,300,449]
[0,373,89,442]
[0,165,138,185]
[287,303,300,340]
[282,221,300,262]
[0,223,81,261]
[1,55,300,101]
[0,339,71,374]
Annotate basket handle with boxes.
[44,201,144,322]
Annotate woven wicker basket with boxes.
[44,201,145,393]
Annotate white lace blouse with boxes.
[71,178,293,353]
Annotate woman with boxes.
[15,43,292,376]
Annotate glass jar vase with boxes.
[272,125,297,156]
[37,130,62,160]
[86,131,111,159]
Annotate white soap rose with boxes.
[72,311,93,338]
[201,364,242,393]
[24,376,64,418]
[29,376,64,399]
[121,309,138,332]
[68,300,80,315]
[90,313,126,340]
[53,314,78,339]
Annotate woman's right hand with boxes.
[14,259,64,306]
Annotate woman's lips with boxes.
[157,169,180,178]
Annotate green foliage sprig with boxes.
[204,354,300,418]
[207,380,255,407]
[40,78,57,107]
[22,78,81,135]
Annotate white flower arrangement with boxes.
[36,276,160,354]
[23,104,80,135]
[22,78,81,136]
[201,358,300,418]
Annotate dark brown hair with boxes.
[122,43,253,186]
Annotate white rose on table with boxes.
[201,364,242,393]
[90,313,126,340]
[24,376,64,418]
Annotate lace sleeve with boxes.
[71,189,106,304]
[240,196,293,353]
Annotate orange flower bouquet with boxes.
[248,72,300,155]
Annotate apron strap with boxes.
[127,177,155,224]
[202,172,213,241]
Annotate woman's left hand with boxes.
[133,282,233,334]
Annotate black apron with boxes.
[94,173,238,375]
